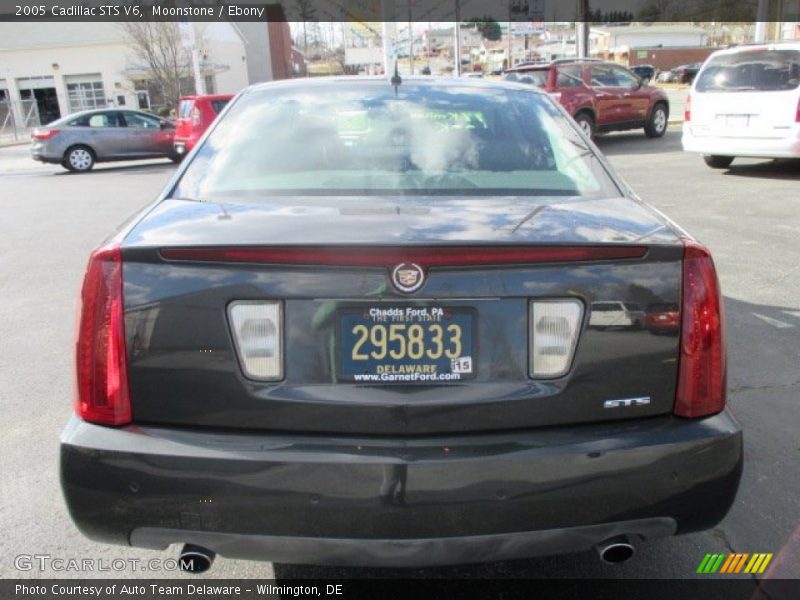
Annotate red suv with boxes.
[174,94,234,157]
[505,60,669,139]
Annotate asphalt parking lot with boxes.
[0,129,798,581]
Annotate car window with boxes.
[124,112,161,129]
[513,71,548,88]
[503,73,519,82]
[695,49,800,93]
[173,83,620,201]
[556,65,584,88]
[611,67,641,88]
[590,65,621,87]
[178,100,194,118]
[85,113,120,128]
[648,303,679,312]
[592,303,622,312]
[210,99,230,114]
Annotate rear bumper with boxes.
[173,137,197,154]
[30,142,62,164]
[61,411,742,567]
[682,123,800,158]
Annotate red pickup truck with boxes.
[505,60,669,139]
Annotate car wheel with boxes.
[169,153,183,164]
[703,155,734,169]
[574,113,595,139]
[63,146,95,172]
[644,103,668,138]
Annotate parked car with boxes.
[173,94,234,157]
[645,303,681,334]
[682,43,800,168]
[589,301,645,329]
[61,77,740,571]
[672,63,702,85]
[504,60,669,138]
[656,69,677,83]
[31,109,177,172]
[630,64,656,83]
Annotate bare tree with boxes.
[119,22,196,111]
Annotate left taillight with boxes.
[32,128,60,140]
[674,240,726,419]
[228,301,283,381]
[75,242,131,426]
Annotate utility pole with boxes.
[754,0,768,42]
[382,21,392,75]
[381,0,393,75]
[576,0,589,58]
[408,8,414,75]
[454,0,461,76]
[178,22,204,95]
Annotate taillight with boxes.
[674,240,726,418]
[32,128,60,140]
[228,301,283,381]
[529,299,584,379]
[684,94,691,122]
[160,245,648,267]
[192,107,201,127]
[75,243,131,426]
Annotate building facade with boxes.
[0,22,250,129]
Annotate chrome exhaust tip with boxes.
[178,544,215,574]
[597,536,636,564]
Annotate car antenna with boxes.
[390,60,402,94]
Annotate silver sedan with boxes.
[31,109,178,172]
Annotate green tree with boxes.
[466,18,502,42]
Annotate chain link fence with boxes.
[0,100,41,145]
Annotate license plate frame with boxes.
[338,306,476,383]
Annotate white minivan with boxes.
[682,43,800,168]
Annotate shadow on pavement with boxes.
[720,159,800,181]
[594,129,683,156]
[53,159,177,176]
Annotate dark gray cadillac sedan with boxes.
[60,77,741,571]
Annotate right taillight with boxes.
[75,242,132,426]
[684,93,691,122]
[674,240,726,418]
[529,299,584,379]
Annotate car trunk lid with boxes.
[120,197,684,435]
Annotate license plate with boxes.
[717,114,751,129]
[339,307,475,383]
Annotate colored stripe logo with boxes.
[696,553,773,574]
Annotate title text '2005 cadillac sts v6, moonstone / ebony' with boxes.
[60,77,741,572]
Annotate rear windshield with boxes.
[592,303,623,312]
[695,49,800,93]
[172,82,618,200]
[178,100,194,118]
[504,70,549,87]
[210,99,230,114]
[648,303,679,312]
